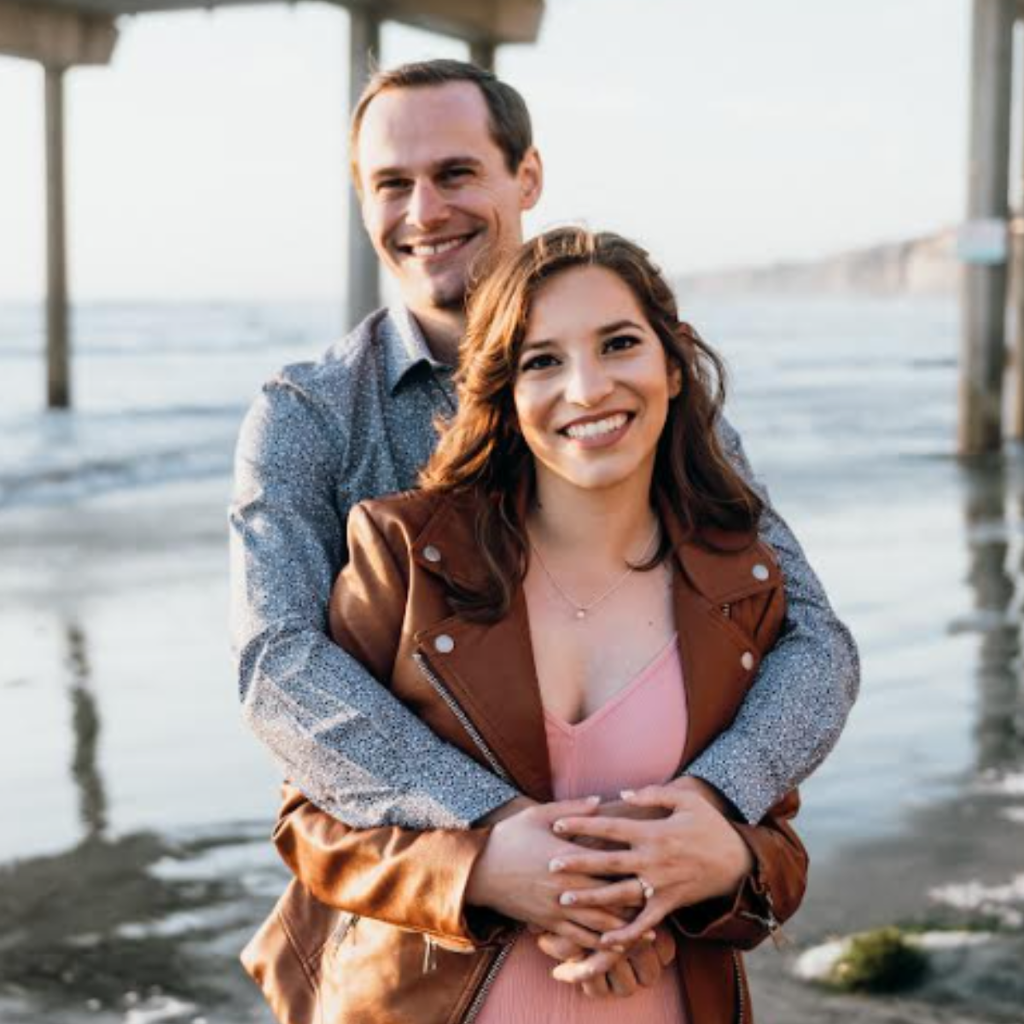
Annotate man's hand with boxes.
[466,797,631,948]
[536,926,677,998]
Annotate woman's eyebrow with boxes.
[520,339,556,354]
[598,319,645,335]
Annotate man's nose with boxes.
[407,179,449,229]
[565,356,614,406]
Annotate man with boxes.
[230,59,858,994]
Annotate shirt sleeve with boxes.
[229,380,519,829]
[684,417,861,823]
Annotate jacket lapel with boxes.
[659,493,780,768]
[415,596,553,803]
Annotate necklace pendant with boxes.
[575,609,586,620]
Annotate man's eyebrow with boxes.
[436,156,484,171]
[368,157,484,183]
[368,166,408,184]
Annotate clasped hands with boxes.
[467,778,754,998]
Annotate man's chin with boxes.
[407,273,468,313]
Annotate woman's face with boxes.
[512,264,681,497]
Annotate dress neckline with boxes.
[543,633,680,736]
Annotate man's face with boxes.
[356,82,542,313]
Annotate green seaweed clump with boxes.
[830,927,928,994]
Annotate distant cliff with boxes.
[676,229,959,296]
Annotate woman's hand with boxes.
[536,925,677,998]
[547,784,754,946]
[466,797,632,948]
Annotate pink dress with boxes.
[476,635,689,1023]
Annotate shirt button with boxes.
[752,564,770,582]
[434,634,455,654]
[741,651,755,671]
[423,545,442,563]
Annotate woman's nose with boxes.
[564,358,614,407]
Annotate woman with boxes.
[243,228,807,1024]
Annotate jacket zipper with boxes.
[412,651,514,785]
[412,649,520,1019]
[326,911,361,961]
[460,932,520,1024]
[738,884,788,949]
[732,949,745,1024]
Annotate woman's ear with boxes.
[668,361,683,399]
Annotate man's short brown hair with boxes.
[349,59,534,194]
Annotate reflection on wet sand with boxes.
[65,621,109,841]
[961,460,1024,774]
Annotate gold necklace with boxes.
[529,519,661,621]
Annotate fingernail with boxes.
[620,789,635,800]
[587,795,601,805]
[549,858,565,872]
[611,944,625,953]
[559,892,576,906]
[644,930,656,942]
[552,820,567,834]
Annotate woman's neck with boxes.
[527,469,659,566]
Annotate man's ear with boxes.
[518,147,544,212]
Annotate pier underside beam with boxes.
[960,0,1015,455]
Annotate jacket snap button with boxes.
[741,651,755,671]
[423,545,442,563]
[751,563,769,582]
[434,634,455,654]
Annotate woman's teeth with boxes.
[564,414,629,440]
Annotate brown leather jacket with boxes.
[242,487,808,1024]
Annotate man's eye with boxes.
[440,167,473,184]
[376,179,409,194]
[520,354,558,373]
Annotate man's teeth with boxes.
[564,414,629,440]
[411,238,465,257]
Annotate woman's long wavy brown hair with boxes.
[420,227,762,621]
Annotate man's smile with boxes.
[397,231,481,260]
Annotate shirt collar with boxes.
[384,305,454,394]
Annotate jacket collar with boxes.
[407,482,780,800]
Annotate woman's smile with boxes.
[558,411,635,448]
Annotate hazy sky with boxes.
[0,0,972,301]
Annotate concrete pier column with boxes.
[960,0,1015,455]
[470,40,496,71]
[346,6,381,326]
[45,64,70,410]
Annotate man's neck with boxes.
[408,305,465,366]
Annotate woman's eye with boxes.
[520,354,559,373]
[605,334,642,353]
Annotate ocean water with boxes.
[0,295,957,509]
